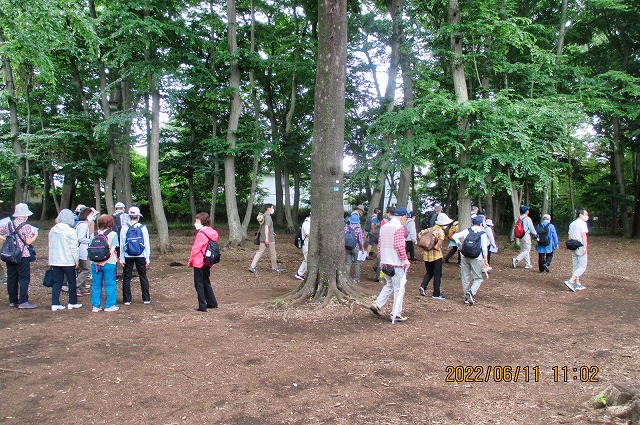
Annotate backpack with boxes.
[514,218,525,238]
[536,223,550,246]
[448,222,459,240]
[294,227,305,249]
[1,222,27,264]
[256,212,264,225]
[364,217,373,233]
[124,223,146,256]
[460,228,485,258]
[418,228,437,250]
[201,232,221,266]
[87,230,112,262]
[344,226,357,250]
[421,211,436,230]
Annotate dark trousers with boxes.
[194,267,217,311]
[51,265,78,305]
[444,246,459,264]
[487,251,492,265]
[421,258,443,296]
[405,241,416,261]
[6,257,31,304]
[538,252,554,272]
[122,257,150,303]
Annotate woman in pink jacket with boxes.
[188,212,219,312]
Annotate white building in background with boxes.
[258,175,310,208]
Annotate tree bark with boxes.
[612,117,630,236]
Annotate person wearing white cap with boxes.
[119,206,151,305]
[0,203,39,309]
[452,215,490,305]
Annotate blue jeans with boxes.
[91,263,117,308]
[51,266,78,305]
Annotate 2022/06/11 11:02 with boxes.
[444,365,600,383]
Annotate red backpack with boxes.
[514,218,525,239]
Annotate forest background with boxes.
[1,0,640,254]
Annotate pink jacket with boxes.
[188,226,219,268]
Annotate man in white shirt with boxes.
[295,215,311,280]
[453,215,490,305]
[512,206,537,269]
[564,209,589,292]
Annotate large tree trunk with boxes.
[281,0,367,307]
[224,0,245,247]
[612,118,630,236]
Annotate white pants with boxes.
[296,241,309,276]
[515,234,532,267]
[374,267,406,319]
[461,255,484,296]
[572,247,588,278]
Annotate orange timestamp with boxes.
[444,365,600,383]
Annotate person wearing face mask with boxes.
[564,208,590,292]
[248,204,282,274]
[188,212,219,311]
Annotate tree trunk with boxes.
[224,0,245,247]
[60,175,76,209]
[281,0,367,307]
[210,154,220,225]
[612,118,630,236]
[188,119,197,221]
[507,168,522,240]
[274,166,284,226]
[484,176,494,221]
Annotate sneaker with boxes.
[67,303,83,310]
[104,306,120,312]
[432,295,446,300]
[92,307,101,313]
[51,304,66,311]
[419,287,426,297]
[61,285,69,292]
[464,293,470,304]
[524,265,533,269]
[574,284,586,291]
[389,315,408,323]
[542,263,550,273]
[272,268,284,274]
[369,303,382,317]
[248,267,256,273]
[9,302,17,308]
[563,280,576,292]
[143,300,151,305]
[124,302,131,306]
[76,290,90,297]
[18,301,38,309]
[294,273,305,281]
[511,258,517,268]
[466,291,475,305]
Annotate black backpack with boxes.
[294,227,305,249]
[421,211,436,230]
[201,231,221,265]
[344,226,357,250]
[1,222,27,264]
[536,223,550,246]
[460,228,485,258]
[87,230,112,262]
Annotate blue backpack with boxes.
[124,223,146,256]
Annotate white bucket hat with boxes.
[13,203,34,217]
[435,213,454,226]
[115,202,126,209]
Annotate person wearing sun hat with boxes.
[452,215,490,305]
[0,203,39,309]
[418,212,454,300]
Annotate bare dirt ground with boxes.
[1,225,638,425]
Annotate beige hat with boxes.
[485,219,494,226]
[435,213,454,226]
[542,214,551,221]
[13,203,33,217]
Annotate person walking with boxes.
[295,215,311,280]
[369,207,411,323]
[484,219,498,270]
[564,209,589,292]
[344,214,365,283]
[453,215,490,305]
[418,213,454,299]
[404,212,418,262]
[0,203,39,309]
[249,204,283,274]
[48,209,82,311]
[188,212,219,312]
[90,215,119,312]
[364,208,381,258]
[443,219,460,264]
[512,206,537,269]
[120,206,151,305]
[535,213,558,273]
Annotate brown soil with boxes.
[0,228,638,424]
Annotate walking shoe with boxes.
[104,306,120,312]
[272,268,284,274]
[464,293,470,304]
[68,303,83,310]
[143,300,151,305]
[466,291,474,305]
[369,303,382,317]
[432,295,446,300]
[76,289,90,297]
[574,284,586,291]
[18,301,38,309]
[542,263,550,273]
[61,285,69,292]
[9,302,17,308]
[524,265,533,269]
[248,267,256,273]
[389,315,408,323]
[563,280,576,292]
[511,258,517,268]
[294,273,305,280]
[419,287,426,297]
[92,307,101,313]
[51,304,66,311]
[124,302,131,306]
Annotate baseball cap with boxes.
[115,202,126,209]
[393,207,408,216]
[472,215,484,225]
[128,206,143,217]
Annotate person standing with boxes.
[564,209,589,292]
[48,209,82,311]
[120,206,151,305]
[404,212,418,262]
[295,215,311,280]
[369,207,411,323]
[364,208,381,257]
[512,206,537,269]
[418,213,454,299]
[0,203,39,309]
[535,214,558,273]
[188,212,219,312]
[75,207,95,296]
[249,204,283,274]
[344,214,365,283]
[90,215,119,312]
[453,215,490,305]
